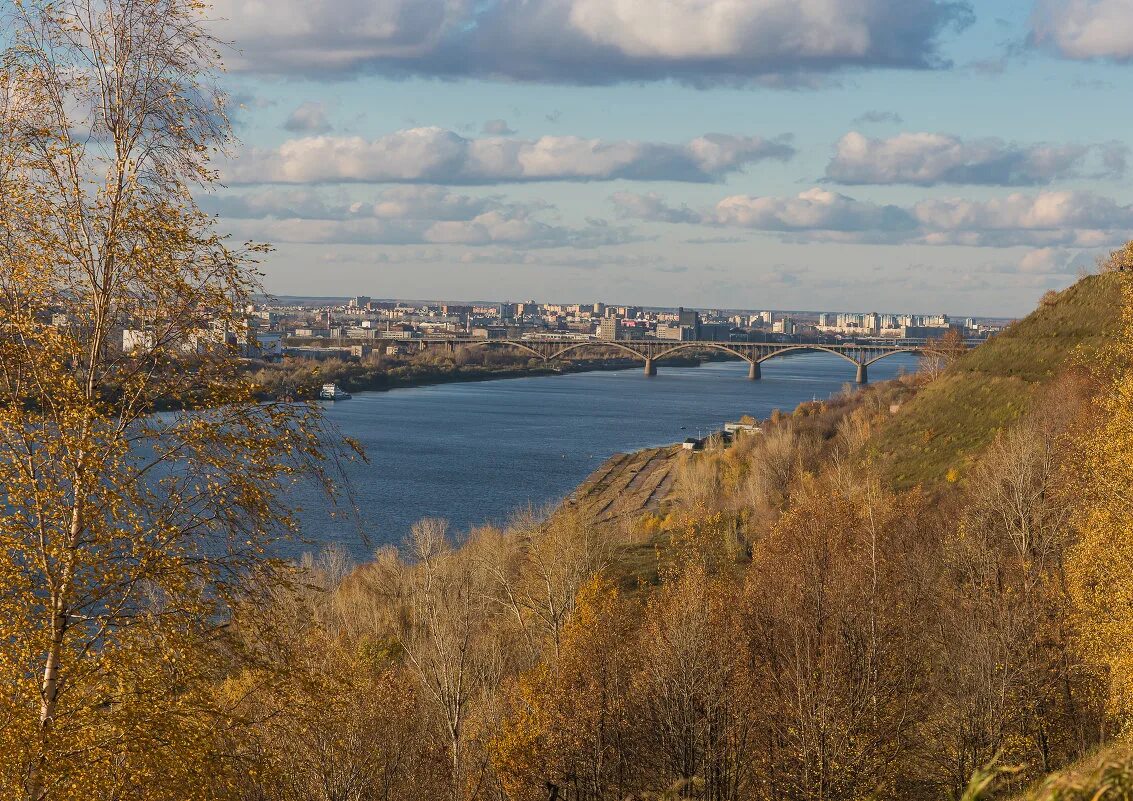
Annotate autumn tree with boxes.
[493,577,641,801]
[738,426,815,515]
[371,519,512,801]
[1098,241,1133,273]
[922,328,968,380]
[0,2,326,798]
[632,564,753,801]
[674,454,722,510]
[226,551,447,801]
[738,477,938,801]
[1066,272,1133,725]
[481,506,610,663]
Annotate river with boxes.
[289,352,922,561]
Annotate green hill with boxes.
[873,273,1128,488]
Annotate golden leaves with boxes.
[0,1,336,797]
[1065,272,1133,725]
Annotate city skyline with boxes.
[202,0,1133,317]
[263,293,1013,322]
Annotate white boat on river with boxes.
[319,383,352,400]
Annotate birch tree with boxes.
[0,2,326,798]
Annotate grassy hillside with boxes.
[995,745,1133,801]
[873,274,1127,488]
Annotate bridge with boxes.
[419,338,954,384]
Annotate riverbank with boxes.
[252,352,715,400]
[147,352,733,412]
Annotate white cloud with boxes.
[205,185,637,249]
[826,131,1126,186]
[224,128,795,185]
[613,188,914,232]
[1016,248,1082,274]
[712,188,916,231]
[228,216,636,249]
[1031,0,1133,61]
[611,187,1133,248]
[913,190,1133,230]
[204,186,509,221]
[208,0,973,84]
[283,101,333,134]
[610,191,700,223]
[210,0,466,72]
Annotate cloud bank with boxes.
[826,131,1127,186]
[225,128,796,185]
[1031,0,1133,61]
[612,188,1133,247]
[209,0,973,84]
[206,186,636,249]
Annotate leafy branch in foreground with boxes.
[0,2,332,799]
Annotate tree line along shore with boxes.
[246,345,709,401]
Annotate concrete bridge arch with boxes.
[434,337,932,384]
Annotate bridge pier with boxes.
[643,358,657,377]
[748,360,761,381]
[856,362,868,385]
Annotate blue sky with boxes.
[203,0,1133,316]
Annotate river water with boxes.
[289,352,921,561]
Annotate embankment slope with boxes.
[872,274,1126,488]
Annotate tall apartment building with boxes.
[597,318,622,341]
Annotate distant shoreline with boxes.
[314,353,715,398]
[149,353,731,412]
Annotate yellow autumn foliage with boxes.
[1066,272,1133,725]
[0,3,330,799]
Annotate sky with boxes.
[200,0,1133,317]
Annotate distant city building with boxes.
[253,331,283,360]
[597,317,622,341]
[815,311,957,338]
[655,323,696,341]
[441,304,474,317]
[677,307,700,328]
[122,328,156,353]
[611,305,642,319]
[697,322,732,341]
[900,325,957,339]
